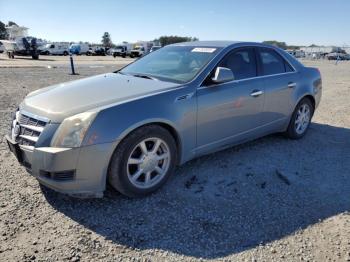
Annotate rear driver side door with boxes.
[257,47,299,126]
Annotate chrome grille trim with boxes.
[20,124,44,133]
[19,134,39,143]
[12,111,49,147]
[19,145,35,151]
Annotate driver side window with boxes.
[218,48,257,80]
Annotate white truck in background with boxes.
[40,43,70,55]
[113,43,133,58]
[130,42,154,58]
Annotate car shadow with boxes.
[42,122,350,259]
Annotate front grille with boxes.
[13,112,49,147]
[18,114,47,127]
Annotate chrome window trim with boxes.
[198,45,299,90]
[198,71,297,90]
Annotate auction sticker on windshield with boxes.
[191,47,217,53]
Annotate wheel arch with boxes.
[295,94,316,112]
[111,119,183,165]
[103,120,183,192]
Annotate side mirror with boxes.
[211,67,234,84]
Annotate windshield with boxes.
[120,46,221,83]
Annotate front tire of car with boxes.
[285,97,314,139]
[108,125,177,198]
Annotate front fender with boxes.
[82,86,197,164]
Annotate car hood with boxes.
[21,73,180,123]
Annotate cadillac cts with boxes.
[6,41,322,198]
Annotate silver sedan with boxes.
[6,41,322,197]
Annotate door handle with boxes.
[288,82,297,88]
[250,90,264,97]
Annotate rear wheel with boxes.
[108,125,177,197]
[285,97,314,139]
[63,51,68,56]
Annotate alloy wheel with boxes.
[294,103,311,135]
[127,137,171,189]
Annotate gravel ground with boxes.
[0,59,349,261]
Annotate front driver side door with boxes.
[196,47,265,154]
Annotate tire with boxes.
[108,125,177,198]
[285,97,314,139]
[63,51,68,56]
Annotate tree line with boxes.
[0,21,19,39]
[101,33,199,48]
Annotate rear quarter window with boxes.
[259,48,295,75]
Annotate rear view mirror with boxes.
[211,67,234,84]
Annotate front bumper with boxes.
[6,135,116,198]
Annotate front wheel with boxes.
[285,98,314,139]
[108,125,177,197]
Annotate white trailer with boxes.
[40,42,70,55]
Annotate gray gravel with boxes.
[0,60,350,261]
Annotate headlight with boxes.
[51,112,97,148]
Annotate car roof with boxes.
[170,41,304,69]
[171,41,264,48]
[171,41,285,50]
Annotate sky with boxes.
[1,0,350,46]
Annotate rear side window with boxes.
[218,48,257,80]
[259,48,294,75]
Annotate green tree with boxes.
[7,21,18,27]
[0,21,8,39]
[102,32,113,48]
[155,35,199,46]
[263,40,288,49]
[287,45,300,50]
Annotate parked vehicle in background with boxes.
[0,37,40,59]
[6,41,322,198]
[327,52,350,61]
[150,46,162,52]
[86,47,106,56]
[69,43,90,55]
[286,49,305,58]
[130,42,153,57]
[40,43,70,55]
[113,43,133,58]
[0,42,4,53]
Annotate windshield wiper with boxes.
[131,73,159,81]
